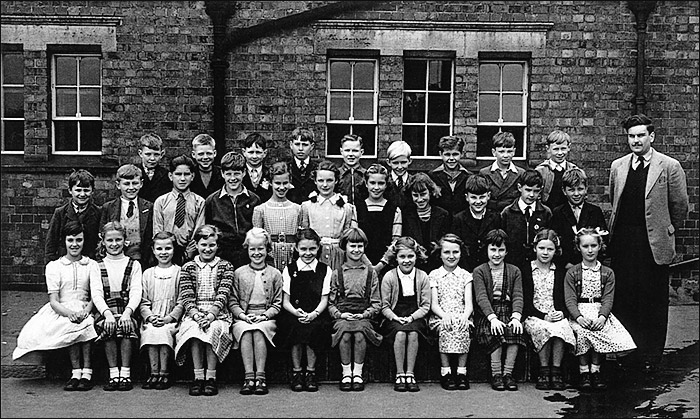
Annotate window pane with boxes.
[3,88,24,118]
[403,93,425,123]
[330,61,351,90]
[479,64,500,91]
[502,64,523,91]
[427,93,450,123]
[353,92,374,121]
[329,92,350,120]
[353,62,374,90]
[54,120,78,151]
[2,53,23,85]
[502,94,522,122]
[404,60,427,90]
[55,57,77,85]
[327,124,351,153]
[56,88,77,116]
[3,120,24,151]
[351,124,376,155]
[80,120,102,151]
[80,88,101,117]
[428,60,451,91]
[402,125,425,156]
[427,126,450,156]
[478,94,499,122]
[79,57,101,86]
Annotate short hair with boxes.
[485,228,508,248]
[464,174,491,195]
[340,133,363,149]
[622,114,654,134]
[575,227,607,254]
[387,140,412,160]
[387,236,428,263]
[62,221,84,240]
[116,164,142,180]
[518,169,544,188]
[220,151,246,172]
[193,224,221,244]
[561,168,588,189]
[243,132,268,150]
[243,227,272,253]
[269,161,290,180]
[545,130,570,146]
[405,172,441,198]
[438,135,465,153]
[294,228,323,259]
[363,163,389,182]
[68,169,95,189]
[192,133,216,149]
[169,154,197,173]
[532,228,562,256]
[138,133,163,150]
[313,160,340,181]
[491,131,516,148]
[289,127,315,144]
[152,231,177,248]
[339,227,368,250]
[96,221,127,260]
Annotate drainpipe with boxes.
[627,1,656,115]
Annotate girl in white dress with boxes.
[13,221,99,391]
[139,231,183,390]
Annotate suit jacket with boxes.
[242,165,272,202]
[452,208,502,272]
[550,201,608,267]
[534,160,581,204]
[385,172,412,210]
[136,164,171,203]
[45,201,102,262]
[609,148,688,265]
[479,165,526,212]
[99,197,154,267]
[191,165,225,201]
[287,159,318,204]
[429,164,472,215]
[500,200,552,272]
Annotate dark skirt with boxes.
[93,303,139,341]
[274,310,330,351]
[476,300,527,353]
[331,298,382,347]
[379,298,429,344]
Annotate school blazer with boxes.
[563,263,615,321]
[45,201,102,262]
[99,197,154,263]
[401,205,451,249]
[472,263,524,319]
[136,164,171,203]
[190,165,225,201]
[242,166,272,202]
[522,263,568,319]
[228,265,283,320]
[428,165,472,215]
[380,268,432,321]
[609,149,689,265]
[479,165,526,212]
[534,161,581,204]
[452,208,502,266]
[287,159,318,204]
[384,172,412,210]
[550,201,608,266]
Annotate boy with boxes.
[550,168,607,270]
[429,135,473,214]
[452,174,502,272]
[99,164,154,267]
[45,169,102,261]
[199,152,261,268]
[479,131,525,212]
[286,127,318,204]
[241,132,272,202]
[135,133,171,203]
[153,154,206,266]
[534,130,582,211]
[336,134,367,205]
[190,133,224,200]
[500,170,552,274]
[384,140,413,210]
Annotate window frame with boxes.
[1,46,25,155]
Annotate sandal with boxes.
[339,375,353,392]
[351,375,364,392]
[394,374,407,392]
[254,378,268,395]
[155,375,171,390]
[103,377,120,392]
[240,378,255,395]
[405,374,420,392]
[142,374,158,390]
[118,377,133,391]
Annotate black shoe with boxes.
[203,378,218,396]
[579,372,592,391]
[405,374,420,392]
[440,373,456,390]
[305,371,318,392]
[456,374,470,390]
[103,377,120,392]
[550,373,565,390]
[591,372,607,390]
[142,374,158,390]
[536,372,550,390]
[394,374,407,392]
[240,378,255,395]
[491,373,505,391]
[155,375,171,390]
[254,378,268,395]
[118,377,133,391]
[290,371,304,392]
[64,378,79,391]
[76,378,94,391]
[503,374,518,391]
[351,375,365,392]
[189,379,204,396]
[339,376,353,392]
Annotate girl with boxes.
[428,234,474,391]
[328,227,383,392]
[565,227,636,391]
[473,228,526,392]
[13,221,98,391]
[276,228,332,392]
[139,231,183,390]
[380,236,431,393]
[229,227,283,396]
[252,161,302,272]
[522,229,576,391]
[90,221,143,392]
[300,159,357,270]
[174,224,234,397]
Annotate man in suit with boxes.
[609,114,688,373]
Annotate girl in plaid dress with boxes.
[473,229,526,392]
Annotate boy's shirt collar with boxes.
[433,163,469,175]
[547,159,567,171]
[294,156,310,168]
[470,207,486,220]
[392,172,408,184]
[517,198,536,214]
[71,201,89,214]
[490,161,519,174]
[339,163,365,175]
[219,185,250,199]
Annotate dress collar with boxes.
[194,256,220,269]
[581,261,601,271]
[296,258,318,271]
[59,255,91,266]
[433,265,465,278]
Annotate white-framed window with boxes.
[326,57,378,156]
[401,53,454,157]
[477,59,529,159]
[1,47,24,154]
[51,54,102,154]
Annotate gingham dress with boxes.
[252,200,301,272]
[300,194,356,270]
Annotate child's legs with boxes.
[590,351,602,366]
[104,339,119,368]
[578,350,591,366]
[490,346,503,375]
[457,353,468,368]
[159,345,171,374]
[147,345,160,373]
[191,339,205,370]
[305,345,317,370]
[353,332,366,365]
[253,331,267,373]
[405,332,419,374]
[550,338,565,367]
[290,344,303,370]
[120,338,134,367]
[240,332,255,373]
[503,344,519,375]
[68,344,82,369]
[393,332,407,373]
[205,344,218,371]
[439,353,450,368]
[80,341,92,368]
[339,333,353,365]
[538,340,553,367]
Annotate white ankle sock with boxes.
[71,369,81,379]
[109,367,119,379]
[354,362,363,376]
[206,369,217,380]
[579,365,590,374]
[120,367,131,378]
[590,364,601,373]
[441,367,451,376]
[456,366,467,375]
[341,363,352,377]
[81,368,93,380]
[193,368,205,380]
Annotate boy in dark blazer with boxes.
[190,133,224,200]
[429,135,472,215]
[479,131,525,212]
[286,127,318,204]
[241,132,272,202]
[135,133,171,203]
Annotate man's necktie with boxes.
[525,206,531,220]
[635,155,644,171]
[572,205,581,222]
[350,169,355,203]
[174,193,186,228]
[126,201,135,218]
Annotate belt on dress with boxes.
[270,233,296,243]
[578,297,601,303]
[320,237,340,245]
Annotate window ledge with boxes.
[1,154,118,174]
[314,20,554,32]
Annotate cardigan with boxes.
[472,262,524,320]
[228,264,283,320]
[380,267,432,321]
[522,262,568,319]
[564,262,615,321]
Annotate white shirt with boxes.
[392,172,408,186]
[282,259,332,295]
[517,198,535,216]
[294,157,310,171]
[631,149,653,170]
[398,268,416,297]
[547,159,567,172]
[489,161,519,178]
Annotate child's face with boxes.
[289,138,314,161]
[396,248,417,274]
[222,169,245,195]
[339,139,363,168]
[535,239,556,265]
[440,148,463,171]
[547,142,570,164]
[69,184,93,207]
[315,169,337,198]
[578,234,600,264]
[170,164,194,192]
[296,239,319,265]
[466,191,490,214]
[192,144,216,171]
[487,243,507,266]
[152,238,175,266]
[65,232,85,259]
[518,184,541,206]
[492,146,515,167]
[345,241,365,263]
[196,235,218,262]
[138,146,163,169]
[116,177,142,201]
[411,189,430,211]
[243,143,267,168]
[563,183,587,207]
[366,173,387,200]
[387,155,411,176]
[247,236,268,267]
[271,173,291,200]
[102,230,125,257]
[440,241,461,270]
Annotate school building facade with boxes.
[1,1,698,293]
